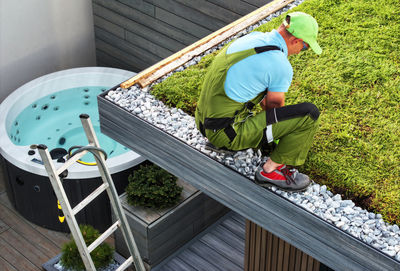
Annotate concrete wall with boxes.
[92,0,272,72]
[0,0,96,103]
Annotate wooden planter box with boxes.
[42,252,125,271]
[115,178,229,267]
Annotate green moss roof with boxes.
[151,0,400,224]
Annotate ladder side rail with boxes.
[37,145,97,271]
[79,115,146,271]
[100,164,146,271]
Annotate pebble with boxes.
[331,201,341,209]
[54,260,120,271]
[383,250,397,257]
[343,207,355,215]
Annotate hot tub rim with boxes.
[0,67,144,178]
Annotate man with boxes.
[195,12,322,192]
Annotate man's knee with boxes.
[266,102,320,125]
[300,102,320,120]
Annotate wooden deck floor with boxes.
[153,212,245,271]
[0,159,70,271]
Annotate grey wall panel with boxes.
[117,0,155,17]
[125,32,174,60]
[207,0,259,15]
[93,3,186,52]
[96,50,134,71]
[154,7,212,39]
[94,15,125,39]
[95,0,197,45]
[95,27,162,64]
[172,0,242,24]
[243,0,271,6]
[93,0,271,72]
[96,40,150,71]
[145,0,227,30]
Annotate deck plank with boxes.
[200,232,244,266]
[188,240,242,271]
[212,224,245,254]
[0,192,69,247]
[230,211,246,226]
[0,228,49,268]
[0,237,39,271]
[178,249,222,271]
[0,198,62,258]
[0,256,18,271]
[30,224,69,250]
[220,216,246,239]
[163,257,195,270]
[0,192,13,208]
[0,216,9,234]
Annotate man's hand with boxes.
[260,91,285,110]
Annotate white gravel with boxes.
[105,0,400,261]
[54,260,120,271]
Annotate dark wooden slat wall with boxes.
[245,220,321,271]
[92,0,271,72]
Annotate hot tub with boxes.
[0,67,144,232]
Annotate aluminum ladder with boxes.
[38,114,145,271]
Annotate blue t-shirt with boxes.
[224,30,293,103]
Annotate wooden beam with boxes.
[119,0,294,89]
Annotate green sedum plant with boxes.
[126,163,182,209]
[60,224,114,271]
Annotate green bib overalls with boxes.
[195,44,320,166]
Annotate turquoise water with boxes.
[9,86,129,163]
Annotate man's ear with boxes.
[288,36,298,46]
[292,37,303,46]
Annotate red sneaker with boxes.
[255,165,311,192]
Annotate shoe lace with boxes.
[281,167,297,185]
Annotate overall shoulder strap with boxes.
[254,45,283,54]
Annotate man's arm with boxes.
[260,91,285,110]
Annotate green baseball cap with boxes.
[283,12,322,54]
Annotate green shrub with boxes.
[126,163,182,209]
[60,224,114,271]
[150,0,400,224]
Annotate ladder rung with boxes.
[72,183,109,216]
[88,220,121,253]
[115,256,134,271]
[56,150,89,175]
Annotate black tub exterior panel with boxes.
[1,155,140,232]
